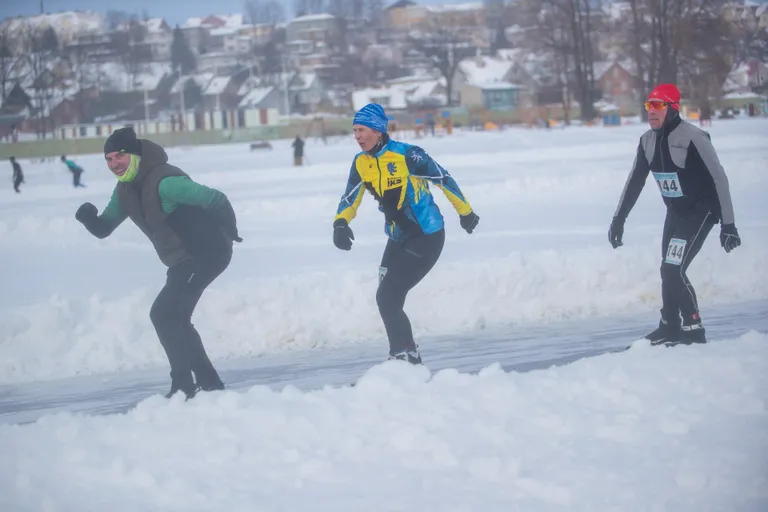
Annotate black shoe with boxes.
[646,319,681,346]
[675,322,707,345]
[389,346,422,365]
[197,381,225,392]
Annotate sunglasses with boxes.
[645,101,668,111]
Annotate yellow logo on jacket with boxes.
[355,151,411,197]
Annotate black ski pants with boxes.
[659,207,716,325]
[376,229,445,355]
[150,252,231,393]
[13,176,22,193]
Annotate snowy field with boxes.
[1,118,767,510]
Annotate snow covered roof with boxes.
[210,27,239,37]
[204,76,231,96]
[143,18,169,33]
[292,14,336,23]
[238,87,275,108]
[183,14,243,29]
[427,2,483,13]
[469,81,523,91]
[0,11,104,36]
[458,56,514,86]
[352,79,446,111]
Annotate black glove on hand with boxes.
[609,217,624,248]
[75,202,98,224]
[460,211,479,234]
[720,223,741,253]
[333,219,354,251]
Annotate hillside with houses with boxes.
[0,0,766,142]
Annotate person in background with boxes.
[75,127,242,399]
[333,103,479,365]
[609,83,741,346]
[61,155,86,188]
[10,156,23,193]
[292,135,305,166]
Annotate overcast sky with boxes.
[0,0,485,27]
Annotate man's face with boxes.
[353,125,381,152]
[646,101,669,130]
[105,151,132,177]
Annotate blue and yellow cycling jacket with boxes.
[334,138,472,240]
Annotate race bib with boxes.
[652,172,683,198]
[665,238,687,266]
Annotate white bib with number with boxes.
[652,172,683,198]
[665,238,687,266]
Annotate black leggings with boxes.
[376,229,445,355]
[150,253,231,393]
[659,208,716,324]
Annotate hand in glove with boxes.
[75,202,98,224]
[460,211,479,234]
[333,219,354,251]
[609,217,624,249]
[719,223,741,253]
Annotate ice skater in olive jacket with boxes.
[75,127,241,399]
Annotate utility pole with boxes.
[179,80,186,131]
[144,86,150,133]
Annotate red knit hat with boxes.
[648,84,680,111]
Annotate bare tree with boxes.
[0,24,22,103]
[25,23,61,139]
[294,0,326,17]
[112,20,151,90]
[623,0,735,103]
[244,0,286,26]
[409,23,476,106]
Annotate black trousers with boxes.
[72,170,84,188]
[150,252,231,393]
[377,229,445,355]
[13,176,22,193]
[659,208,716,324]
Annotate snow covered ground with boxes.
[1,118,767,510]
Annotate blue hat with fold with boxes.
[353,103,388,133]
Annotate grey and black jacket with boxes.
[614,115,735,225]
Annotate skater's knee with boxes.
[660,263,683,282]
[376,285,404,315]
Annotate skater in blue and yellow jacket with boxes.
[333,103,480,364]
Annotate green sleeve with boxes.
[100,187,128,229]
[158,176,239,235]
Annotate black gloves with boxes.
[75,202,98,224]
[609,217,624,248]
[720,223,741,253]
[333,219,354,251]
[460,211,479,234]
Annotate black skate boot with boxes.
[389,345,423,365]
[677,315,707,345]
[646,318,681,346]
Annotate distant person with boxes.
[10,156,23,193]
[292,135,305,166]
[609,83,740,346]
[61,155,86,188]
[333,103,479,365]
[74,127,242,399]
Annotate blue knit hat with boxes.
[353,103,388,133]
